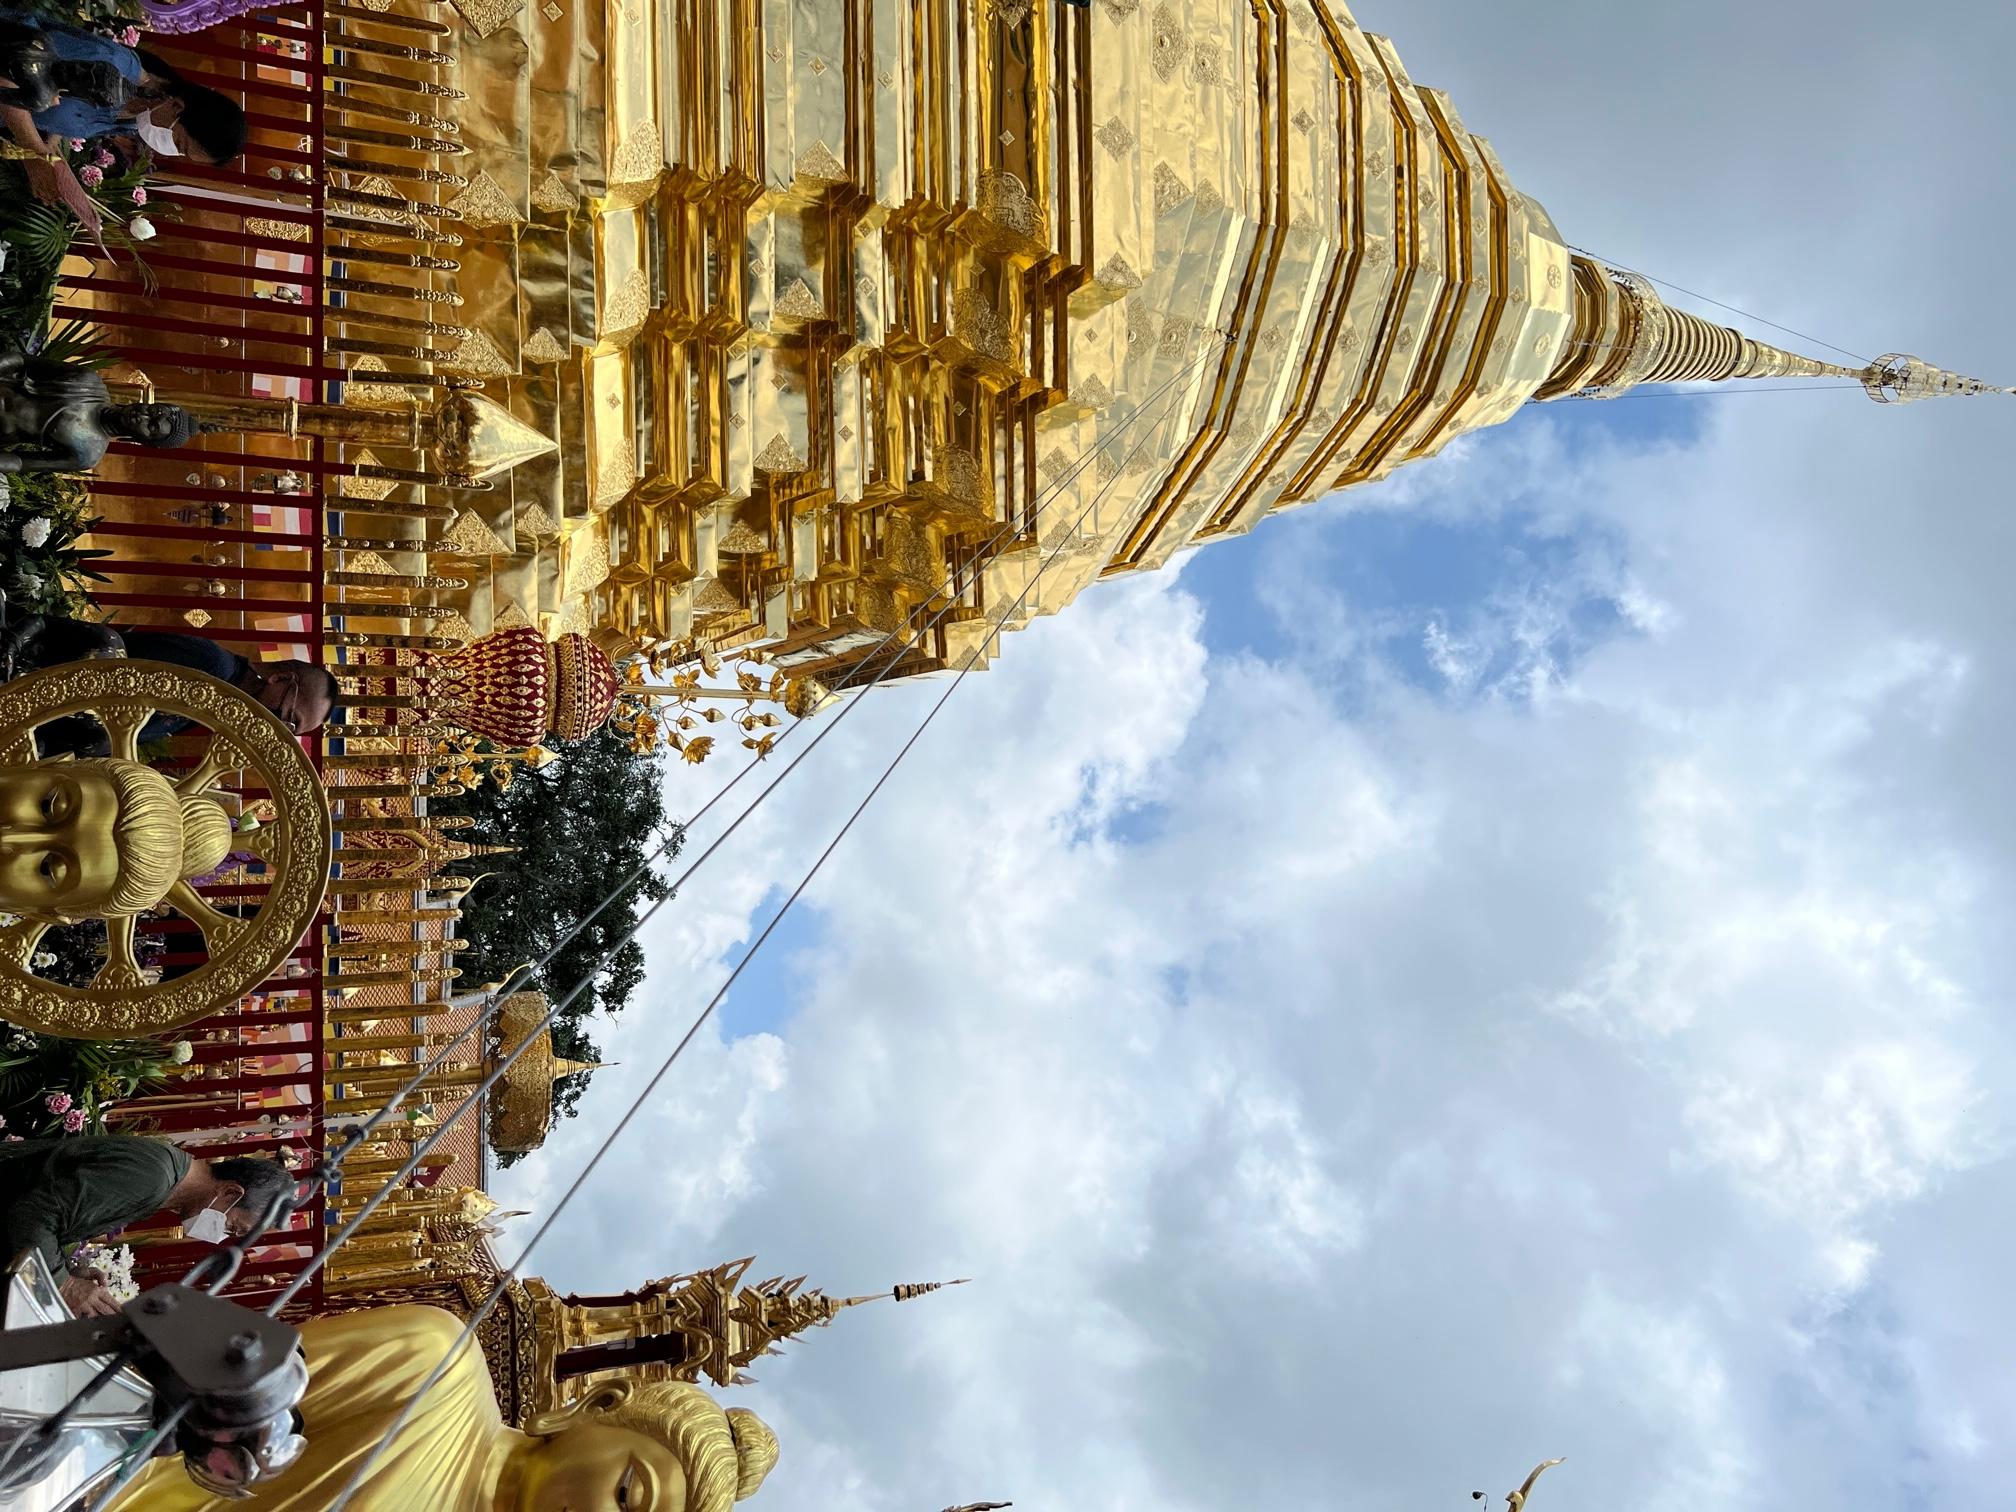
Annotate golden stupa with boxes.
[377,0,2001,686]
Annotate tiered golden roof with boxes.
[508,0,1991,684]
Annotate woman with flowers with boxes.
[0,12,245,232]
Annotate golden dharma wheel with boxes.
[0,661,333,1039]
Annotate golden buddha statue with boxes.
[0,660,333,1039]
[114,1305,779,1512]
[0,757,231,922]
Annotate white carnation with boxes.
[21,516,51,549]
[127,216,156,242]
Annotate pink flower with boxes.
[3,1135,20,1144]
[62,1108,86,1133]
[119,25,141,46]
[131,186,147,206]
[67,138,84,152]
[78,165,103,188]
[44,1091,71,1115]
[92,148,113,168]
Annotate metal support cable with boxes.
[1568,243,1871,366]
[13,343,1223,1505]
[325,343,1218,1512]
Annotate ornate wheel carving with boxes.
[0,660,332,1039]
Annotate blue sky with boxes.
[717,394,1705,1025]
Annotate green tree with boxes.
[431,724,678,1163]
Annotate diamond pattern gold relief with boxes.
[531,171,576,214]
[600,270,651,344]
[449,0,523,39]
[1069,376,1114,411]
[343,356,417,409]
[567,529,613,592]
[448,171,522,230]
[1189,42,1226,88]
[523,328,568,365]
[1152,162,1191,217]
[342,450,397,502]
[611,118,662,188]
[753,433,808,473]
[1094,116,1135,160]
[795,140,848,182]
[977,170,1042,241]
[774,278,824,320]
[1099,0,1139,18]
[443,510,513,556]
[540,0,562,17]
[593,447,637,510]
[1195,180,1224,217]
[1094,255,1142,292]
[1150,3,1188,83]
[449,328,517,378]
[515,503,559,542]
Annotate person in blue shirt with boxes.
[0,611,337,754]
[0,15,245,163]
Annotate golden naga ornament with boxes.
[0,661,332,1039]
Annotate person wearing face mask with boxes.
[0,609,339,751]
[0,1135,291,1316]
[0,14,247,232]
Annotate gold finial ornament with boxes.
[0,662,332,1038]
[1860,352,2012,404]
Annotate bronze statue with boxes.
[0,343,197,475]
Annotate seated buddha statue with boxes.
[0,756,231,921]
[114,1304,779,1511]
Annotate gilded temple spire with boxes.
[1540,257,2006,404]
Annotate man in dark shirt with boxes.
[0,1136,291,1314]
[0,611,337,754]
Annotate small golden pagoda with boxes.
[522,1261,968,1405]
[489,991,606,1155]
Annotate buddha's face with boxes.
[511,1422,687,1512]
[0,763,124,918]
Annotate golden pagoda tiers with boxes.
[554,0,2001,682]
[260,0,2000,674]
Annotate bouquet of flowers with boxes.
[0,463,112,617]
[69,1241,139,1304]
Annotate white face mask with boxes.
[135,115,182,159]
[184,1193,239,1244]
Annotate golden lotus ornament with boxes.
[0,661,333,1039]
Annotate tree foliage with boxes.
[431,725,679,1163]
